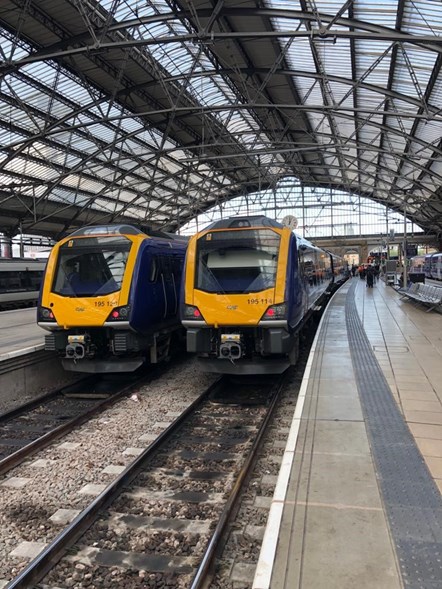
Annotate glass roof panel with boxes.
[353,1,398,28]
[354,41,393,88]
[402,1,442,36]
[4,157,59,180]
[0,0,440,236]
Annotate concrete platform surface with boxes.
[253,277,442,589]
[0,307,45,359]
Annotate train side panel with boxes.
[409,255,425,274]
[430,253,442,280]
[330,253,347,285]
[130,240,185,333]
[424,254,434,278]
[285,234,305,330]
[298,242,333,311]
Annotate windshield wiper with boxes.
[201,261,225,294]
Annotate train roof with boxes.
[203,216,283,231]
[0,257,46,264]
[67,224,188,242]
[201,215,333,254]
[0,258,46,269]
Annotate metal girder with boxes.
[3,8,442,73]
[0,1,441,237]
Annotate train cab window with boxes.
[52,235,131,297]
[195,228,280,294]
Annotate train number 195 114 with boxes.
[247,298,273,305]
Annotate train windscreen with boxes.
[52,235,132,297]
[195,229,280,294]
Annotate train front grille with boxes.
[44,334,56,351]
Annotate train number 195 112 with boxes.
[94,301,117,307]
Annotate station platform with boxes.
[0,307,45,360]
[253,277,442,589]
[0,308,76,411]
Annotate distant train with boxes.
[431,253,442,280]
[424,252,442,280]
[0,258,46,310]
[409,255,425,275]
[181,216,347,374]
[38,225,187,373]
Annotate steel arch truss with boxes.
[0,0,442,238]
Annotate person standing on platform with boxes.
[374,263,380,282]
[366,264,375,288]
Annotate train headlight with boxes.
[37,306,57,322]
[106,305,130,321]
[182,304,205,321]
[261,303,287,320]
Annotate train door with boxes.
[424,254,433,278]
[434,254,442,280]
[299,246,318,310]
[147,252,166,322]
[157,254,177,319]
[430,255,438,280]
[296,251,306,316]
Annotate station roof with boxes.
[1,0,442,239]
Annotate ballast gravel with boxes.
[0,357,215,583]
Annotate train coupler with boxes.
[65,334,90,360]
[218,333,242,362]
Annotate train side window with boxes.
[28,271,43,290]
[171,256,182,281]
[0,273,9,292]
[0,271,23,292]
[149,256,159,283]
[160,256,172,281]
[0,273,8,292]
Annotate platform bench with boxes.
[399,283,442,312]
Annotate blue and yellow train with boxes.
[181,216,346,374]
[38,224,187,373]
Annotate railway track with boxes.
[0,370,161,476]
[6,374,286,589]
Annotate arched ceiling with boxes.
[0,0,442,239]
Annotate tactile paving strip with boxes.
[346,281,442,588]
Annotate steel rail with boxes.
[0,368,162,477]
[5,377,223,589]
[189,373,287,589]
[0,388,64,421]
